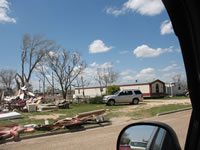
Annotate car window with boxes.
[134,90,142,95]
[0,1,189,150]
[126,91,133,95]
[119,91,125,96]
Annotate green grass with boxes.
[0,103,191,136]
[0,104,125,126]
[150,104,191,115]
[107,104,191,120]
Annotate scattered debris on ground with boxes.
[0,86,69,112]
[0,112,23,121]
[29,114,65,120]
[36,109,108,131]
[0,124,34,142]
[0,109,108,143]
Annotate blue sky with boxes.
[0,0,186,89]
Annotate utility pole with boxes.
[52,72,54,98]
[81,76,85,98]
[39,79,41,92]
[170,82,175,97]
[43,75,45,97]
[68,66,71,101]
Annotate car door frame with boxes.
[162,0,200,149]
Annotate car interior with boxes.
[117,0,200,150]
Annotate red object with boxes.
[119,145,132,150]
[0,126,21,141]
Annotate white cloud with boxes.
[120,50,129,54]
[89,62,113,69]
[175,48,181,52]
[100,62,113,69]
[122,76,135,81]
[82,67,96,78]
[89,40,113,54]
[160,20,174,35]
[159,72,185,82]
[139,68,155,74]
[0,0,16,23]
[106,7,126,16]
[119,75,136,84]
[80,62,115,86]
[133,45,173,58]
[116,60,120,64]
[30,80,39,91]
[119,68,156,84]
[90,62,98,67]
[48,51,59,57]
[159,64,177,72]
[135,68,156,81]
[106,0,164,16]
[120,69,136,76]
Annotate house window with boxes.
[100,88,103,92]
[78,89,80,94]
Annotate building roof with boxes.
[75,79,165,90]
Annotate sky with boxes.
[0,0,186,89]
[125,125,157,142]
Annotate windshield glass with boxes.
[113,91,120,95]
[0,1,190,150]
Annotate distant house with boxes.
[165,82,185,96]
[74,79,166,98]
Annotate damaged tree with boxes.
[38,49,86,99]
[16,34,56,89]
[95,66,119,87]
[75,76,90,98]
[0,69,16,92]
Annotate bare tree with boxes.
[172,74,188,90]
[75,75,90,98]
[0,69,16,91]
[95,66,119,87]
[103,67,119,86]
[38,49,86,99]
[94,68,104,86]
[16,33,56,89]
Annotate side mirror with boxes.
[117,121,181,150]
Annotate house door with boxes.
[156,84,159,94]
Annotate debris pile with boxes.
[1,86,66,112]
[36,109,108,131]
[0,124,34,142]
[0,109,108,143]
[0,112,23,121]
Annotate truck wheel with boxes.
[132,98,139,105]
[108,100,115,106]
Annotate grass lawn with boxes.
[0,103,191,136]
[108,104,191,119]
[0,104,125,126]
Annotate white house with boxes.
[165,82,185,96]
[75,79,166,98]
